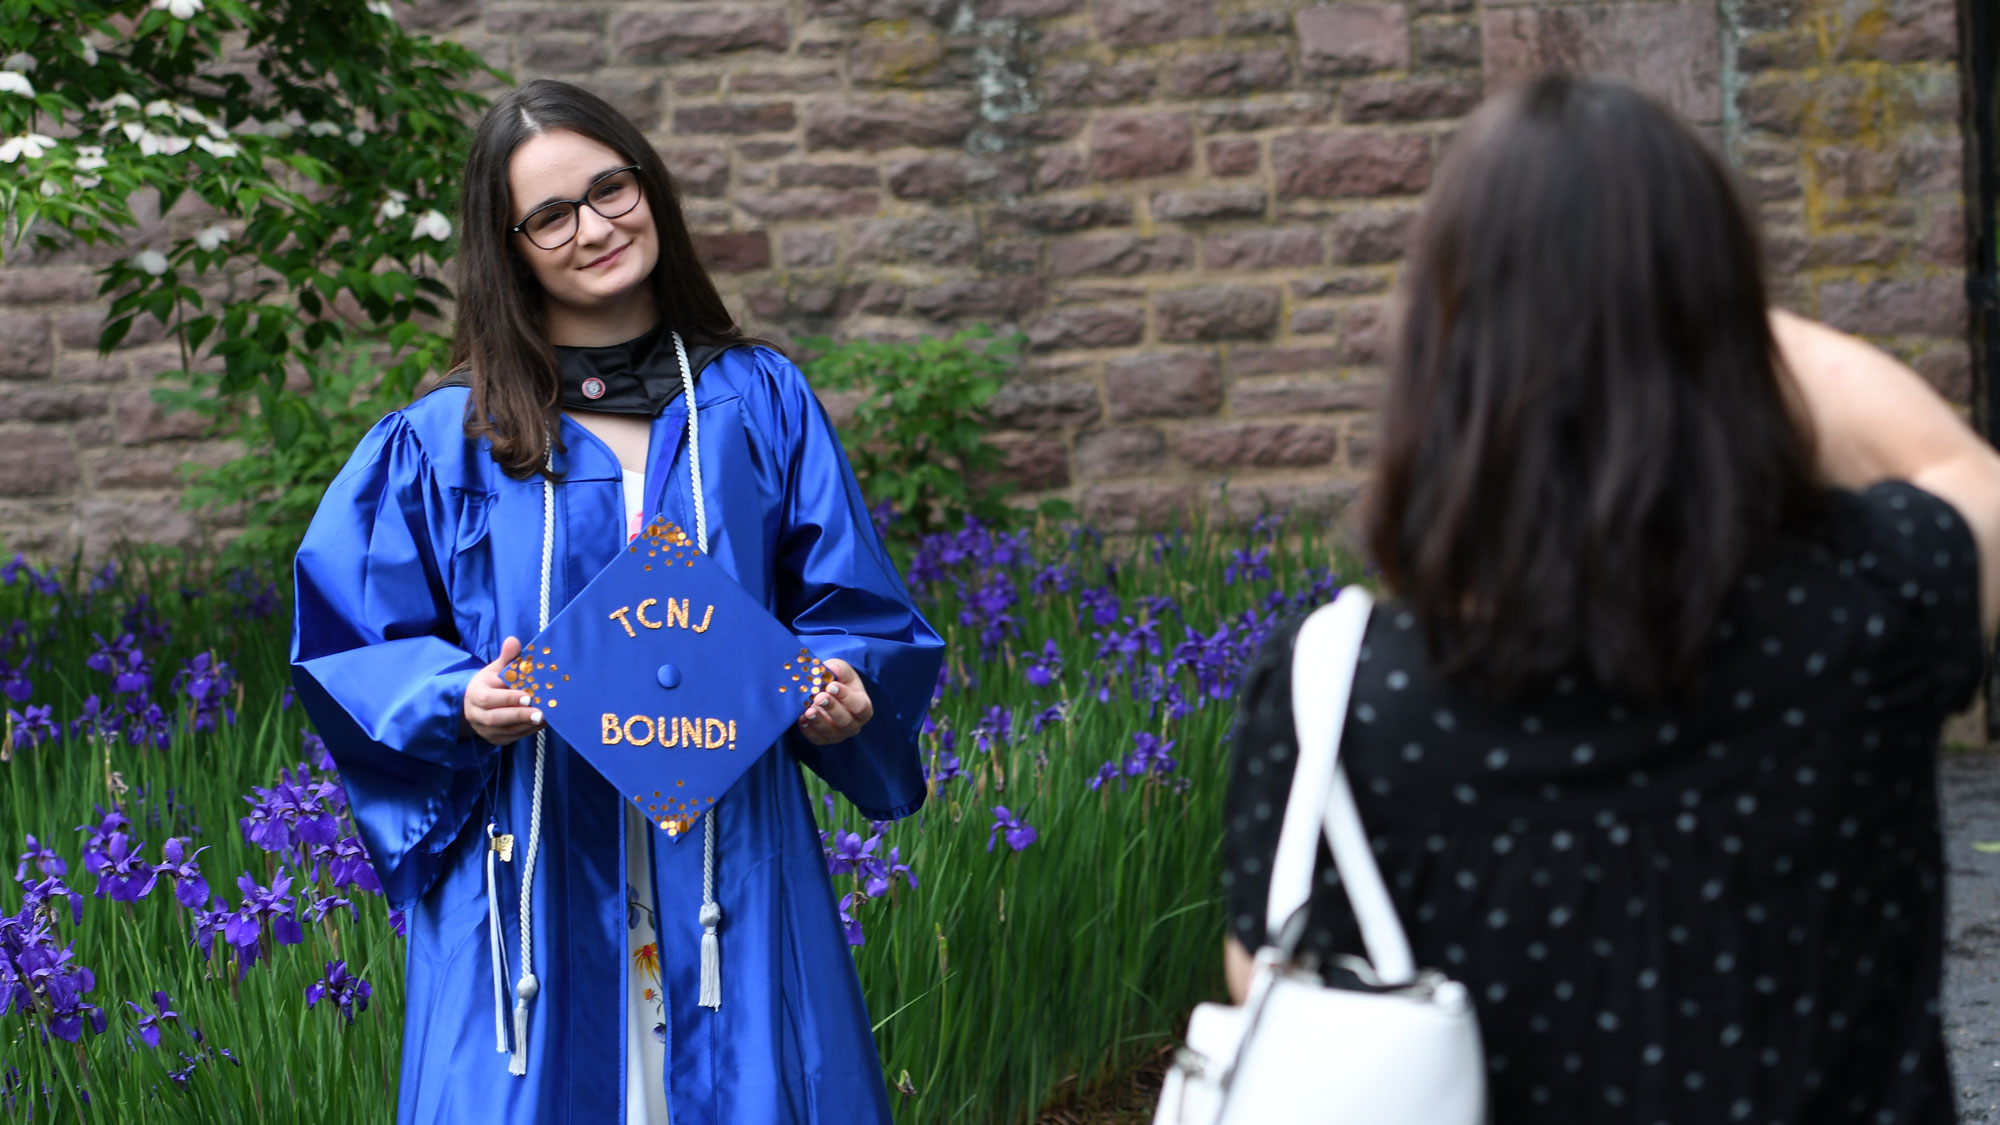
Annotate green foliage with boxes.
[0,0,497,449]
[802,326,1023,540]
[0,557,402,1123]
[0,516,1352,1122]
[159,336,449,567]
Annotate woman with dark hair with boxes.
[290,79,942,1124]
[1223,74,2000,1122]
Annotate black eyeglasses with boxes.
[510,166,643,251]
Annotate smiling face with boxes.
[507,129,660,343]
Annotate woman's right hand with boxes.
[464,636,546,745]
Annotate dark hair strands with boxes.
[449,79,750,479]
[1365,75,1825,704]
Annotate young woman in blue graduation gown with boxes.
[289,79,943,1124]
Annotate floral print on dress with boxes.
[628,889,665,1044]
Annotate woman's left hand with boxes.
[799,658,873,745]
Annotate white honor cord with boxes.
[673,331,724,1011]
[486,823,512,1054]
[509,440,556,1077]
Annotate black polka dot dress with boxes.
[1225,483,1983,1124]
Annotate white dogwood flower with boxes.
[82,44,98,66]
[102,93,141,112]
[194,135,238,159]
[366,0,394,15]
[75,145,107,171]
[134,250,170,276]
[346,128,366,146]
[144,99,175,118]
[194,226,230,252]
[139,130,192,156]
[305,121,342,138]
[0,73,33,99]
[377,190,409,223]
[0,134,56,163]
[151,0,205,19]
[2,52,34,73]
[411,209,452,241]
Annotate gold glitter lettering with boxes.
[635,598,662,630]
[666,598,689,630]
[691,604,715,634]
[608,607,636,638]
[601,713,623,745]
[623,715,655,746]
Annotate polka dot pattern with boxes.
[1224,483,1977,1123]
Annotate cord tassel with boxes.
[486,824,511,1054]
[509,973,538,1077]
[676,330,726,1013]
[699,901,722,1009]
[508,449,555,1078]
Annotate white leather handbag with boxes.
[1152,588,1487,1125]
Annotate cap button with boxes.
[656,664,682,689]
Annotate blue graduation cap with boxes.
[510,517,826,837]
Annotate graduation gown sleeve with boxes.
[290,410,492,908]
[749,348,943,821]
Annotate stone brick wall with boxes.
[0,0,1970,555]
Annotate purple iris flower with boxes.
[325,836,382,896]
[87,562,118,595]
[986,806,1038,854]
[171,653,237,732]
[868,499,896,539]
[5,939,106,1042]
[77,808,130,876]
[1079,586,1121,627]
[303,891,355,924]
[1125,732,1179,778]
[15,835,65,883]
[972,706,1011,753]
[1030,702,1067,733]
[837,892,866,946]
[8,704,57,749]
[1088,760,1123,792]
[92,833,157,903]
[1023,639,1062,687]
[1029,561,1075,595]
[1224,546,1271,586]
[0,555,24,586]
[302,730,334,770]
[388,909,407,937]
[70,695,120,743]
[126,991,178,1048]
[22,875,82,926]
[153,839,209,910]
[305,961,373,1023]
[862,846,917,899]
[227,871,304,951]
[280,686,296,712]
[85,633,151,696]
[0,660,29,705]
[190,902,232,962]
[825,831,877,877]
[925,726,963,787]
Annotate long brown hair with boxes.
[451,79,747,478]
[1366,75,1824,703]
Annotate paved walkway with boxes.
[1943,749,2000,1121]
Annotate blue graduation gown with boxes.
[290,345,942,1124]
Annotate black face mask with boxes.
[553,321,701,417]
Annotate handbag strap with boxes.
[1264,586,1418,985]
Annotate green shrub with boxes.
[801,326,1024,541]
